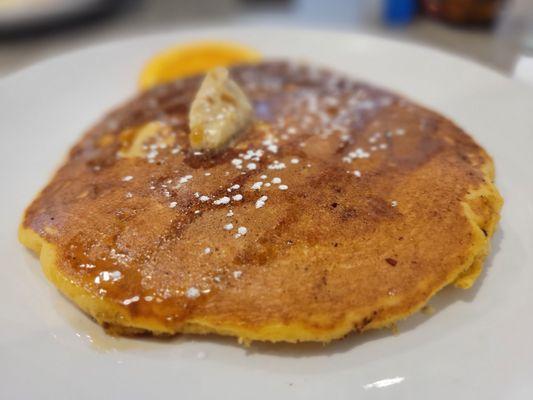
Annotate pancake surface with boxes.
[19,62,502,343]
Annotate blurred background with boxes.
[1,0,532,83]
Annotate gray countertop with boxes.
[1,0,530,78]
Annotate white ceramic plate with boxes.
[1,28,532,399]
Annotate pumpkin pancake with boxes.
[19,62,502,343]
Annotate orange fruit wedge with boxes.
[138,41,262,90]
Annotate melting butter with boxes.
[118,121,175,158]
[188,67,253,151]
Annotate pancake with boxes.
[19,62,502,343]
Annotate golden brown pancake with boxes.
[19,62,502,343]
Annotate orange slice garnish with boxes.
[139,41,261,90]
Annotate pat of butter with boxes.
[118,121,175,158]
[188,67,253,151]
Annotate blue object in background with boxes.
[384,0,417,26]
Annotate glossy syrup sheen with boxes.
[21,62,501,340]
